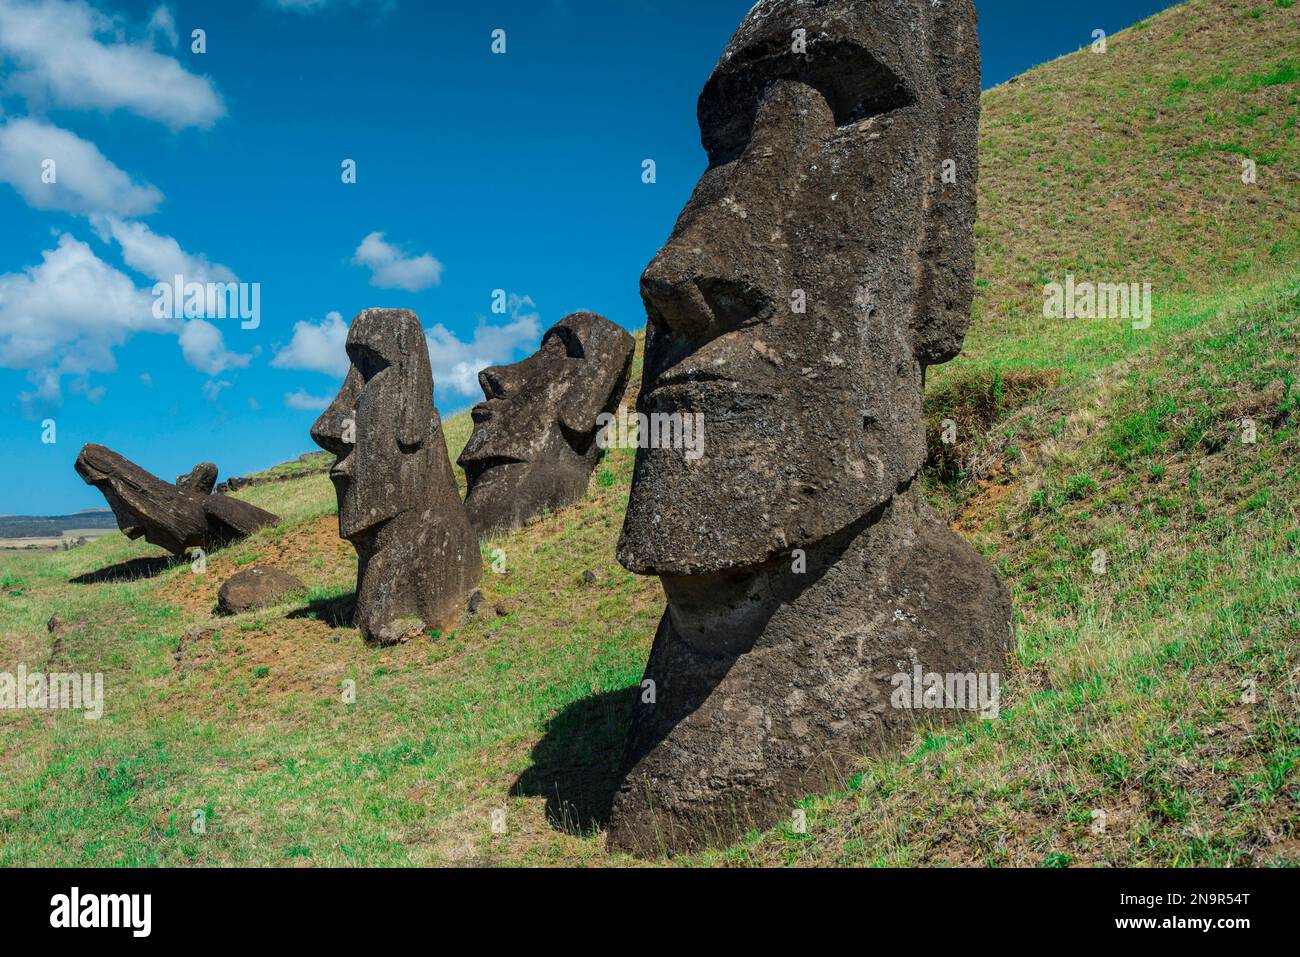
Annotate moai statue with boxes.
[608,0,1011,856]
[75,445,276,555]
[311,309,480,645]
[458,312,634,536]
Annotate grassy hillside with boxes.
[929,0,1300,472]
[0,0,1295,866]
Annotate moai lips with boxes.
[75,444,276,555]
[311,308,480,645]
[607,0,1012,856]
[458,312,634,536]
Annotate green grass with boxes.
[0,0,1296,866]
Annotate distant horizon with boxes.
[0,506,112,519]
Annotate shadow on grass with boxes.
[510,684,637,837]
[286,592,356,628]
[71,555,180,584]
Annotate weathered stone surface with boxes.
[216,566,305,615]
[75,444,278,555]
[175,462,218,494]
[458,312,634,536]
[608,0,1009,856]
[311,308,481,645]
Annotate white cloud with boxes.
[93,215,237,284]
[271,310,348,376]
[0,235,165,405]
[145,5,178,49]
[351,231,443,292]
[425,294,541,399]
[272,0,394,13]
[98,218,250,378]
[272,297,541,406]
[72,379,105,402]
[285,388,332,411]
[139,372,153,388]
[0,0,225,129]
[178,318,252,376]
[0,118,162,216]
[0,227,251,409]
[201,378,230,402]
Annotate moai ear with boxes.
[912,0,981,367]
[395,318,432,449]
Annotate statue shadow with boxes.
[286,592,356,629]
[71,555,181,584]
[510,684,638,837]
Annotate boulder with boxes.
[216,566,305,616]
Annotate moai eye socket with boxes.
[347,344,390,382]
[543,325,586,360]
[699,38,915,167]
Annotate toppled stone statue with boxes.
[311,308,480,645]
[607,0,1011,856]
[75,445,278,555]
[175,462,218,495]
[458,312,634,535]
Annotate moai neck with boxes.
[352,514,422,644]
[659,480,921,657]
[609,474,1012,857]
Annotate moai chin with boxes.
[458,312,634,536]
[608,0,1012,856]
[311,308,480,645]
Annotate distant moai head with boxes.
[311,309,437,541]
[458,312,634,535]
[619,0,980,576]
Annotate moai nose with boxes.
[642,248,776,345]
[479,363,525,400]
[480,367,509,399]
[640,257,716,342]
[311,401,354,458]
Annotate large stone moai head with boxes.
[620,0,980,575]
[606,0,1005,857]
[458,312,634,536]
[311,308,480,644]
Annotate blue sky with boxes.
[0,0,1181,515]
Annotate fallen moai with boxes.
[75,444,277,556]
